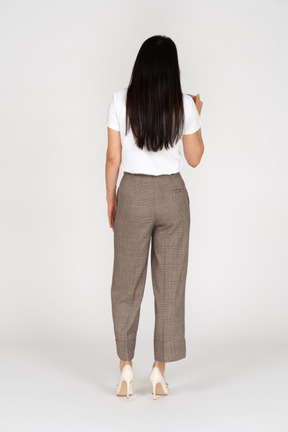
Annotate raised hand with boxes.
[187,93,203,116]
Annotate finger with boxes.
[109,212,115,230]
[188,94,196,102]
[108,215,113,228]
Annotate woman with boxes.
[104,35,204,400]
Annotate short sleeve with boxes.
[183,96,202,135]
[104,92,120,131]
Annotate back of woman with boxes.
[105,87,202,175]
[104,35,204,400]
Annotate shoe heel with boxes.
[116,364,134,398]
[151,381,156,400]
[149,366,169,400]
[126,379,133,399]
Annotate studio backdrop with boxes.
[0,0,287,354]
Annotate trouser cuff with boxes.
[154,338,186,362]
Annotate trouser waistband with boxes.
[123,171,181,179]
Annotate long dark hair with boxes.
[125,35,184,152]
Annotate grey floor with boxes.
[0,341,287,432]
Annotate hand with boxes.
[187,93,203,116]
[107,193,117,232]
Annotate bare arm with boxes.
[105,127,121,231]
[182,128,204,167]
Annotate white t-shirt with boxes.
[104,87,202,175]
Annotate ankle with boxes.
[120,360,132,371]
[153,360,165,373]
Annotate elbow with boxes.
[107,157,120,165]
[106,153,121,167]
[189,160,201,168]
[189,145,205,168]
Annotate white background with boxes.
[0,0,287,431]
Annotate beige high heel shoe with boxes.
[149,366,169,400]
[116,364,134,398]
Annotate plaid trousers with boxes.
[110,171,190,362]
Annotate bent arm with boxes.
[182,128,204,168]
